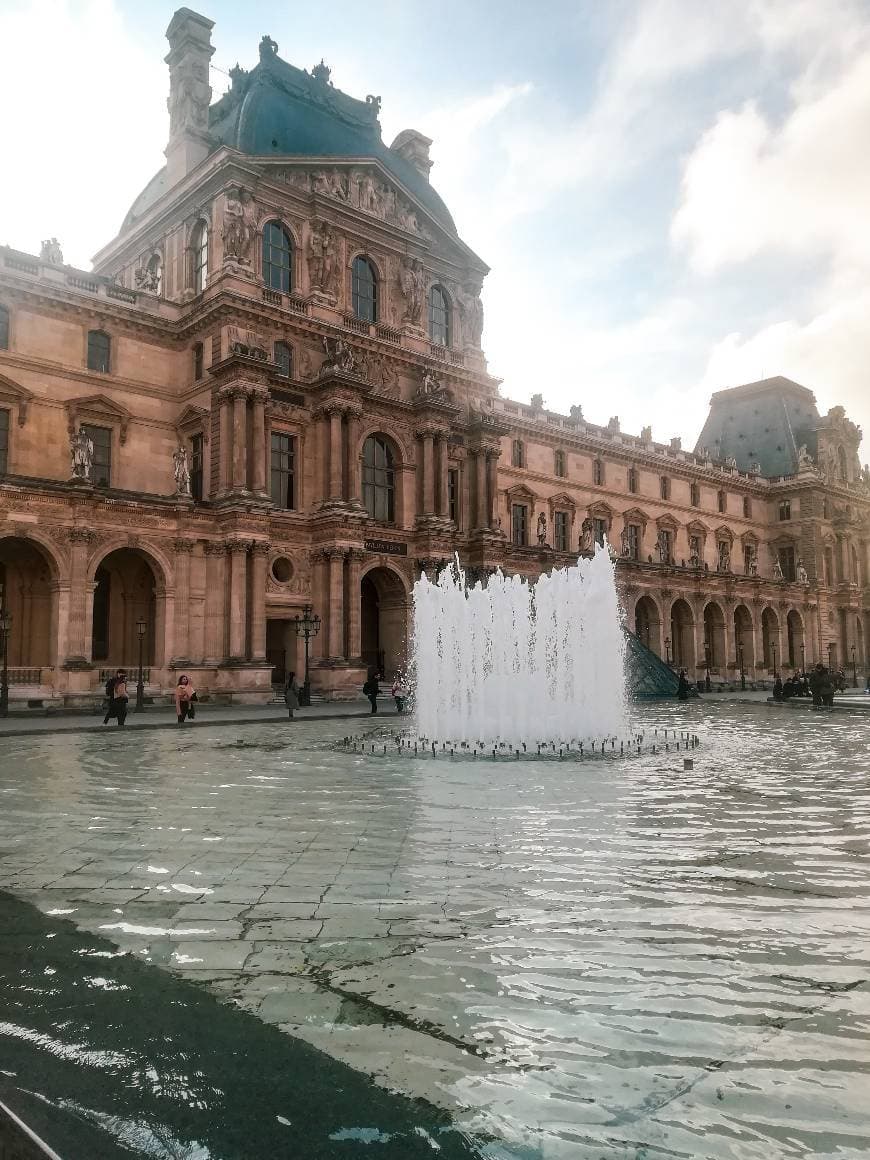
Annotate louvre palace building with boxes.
[0,7,868,705]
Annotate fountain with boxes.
[412,545,628,749]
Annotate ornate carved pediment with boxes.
[740,529,758,545]
[714,524,734,543]
[505,483,536,504]
[622,506,650,527]
[0,373,33,425]
[66,394,131,443]
[687,519,709,537]
[588,500,614,521]
[548,492,576,517]
[656,513,680,531]
[176,404,210,441]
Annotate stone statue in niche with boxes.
[321,335,356,374]
[307,221,337,294]
[417,368,441,397]
[457,283,484,347]
[578,518,594,554]
[397,202,421,234]
[70,427,93,482]
[228,326,268,360]
[772,556,784,580]
[399,257,426,326]
[537,511,548,546]
[222,187,257,264]
[717,542,731,572]
[313,169,348,201]
[797,444,814,469]
[749,461,762,475]
[748,547,758,576]
[135,257,161,293]
[655,531,669,563]
[620,527,632,557]
[40,238,63,265]
[797,558,809,584]
[173,446,191,497]
[725,455,738,469]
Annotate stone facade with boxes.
[0,10,868,705]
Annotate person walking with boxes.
[363,671,380,715]
[821,666,835,708]
[284,672,300,719]
[677,669,689,701]
[111,670,129,727]
[175,674,196,724]
[809,664,823,708]
[102,668,124,725]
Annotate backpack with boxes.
[105,676,116,699]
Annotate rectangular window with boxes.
[778,499,791,521]
[718,490,727,513]
[448,468,460,525]
[554,449,566,478]
[593,517,607,546]
[690,482,700,506]
[0,408,8,474]
[593,459,604,486]
[743,544,754,574]
[193,342,204,381]
[554,511,569,552]
[190,433,204,501]
[660,476,670,500]
[87,330,111,374]
[270,431,296,510]
[627,524,640,560]
[82,424,112,487]
[511,503,528,546]
[628,466,638,493]
[779,545,796,582]
[512,440,524,468]
[742,495,751,518]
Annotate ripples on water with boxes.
[0,703,868,1158]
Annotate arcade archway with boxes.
[0,535,58,672]
[91,548,158,668]
[670,598,694,671]
[360,566,409,678]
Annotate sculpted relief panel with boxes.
[269,165,430,237]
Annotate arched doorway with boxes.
[703,601,726,672]
[761,607,779,672]
[91,548,158,669]
[670,598,694,671]
[0,536,58,675]
[360,566,408,678]
[634,594,661,655]
[786,609,804,670]
[734,604,754,672]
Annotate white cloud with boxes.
[0,0,165,268]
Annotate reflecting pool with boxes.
[1,702,869,1158]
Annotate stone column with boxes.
[204,543,227,663]
[347,549,364,661]
[328,406,343,502]
[486,450,498,530]
[474,450,487,530]
[217,389,232,492]
[346,407,362,504]
[436,434,449,518]
[65,528,94,665]
[171,539,194,662]
[232,389,247,490]
[251,390,268,494]
[227,539,248,661]
[327,547,345,659]
[250,541,270,662]
[421,431,435,515]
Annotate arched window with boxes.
[192,220,209,293]
[273,341,292,378]
[429,285,450,346]
[351,256,377,322]
[0,304,8,350]
[87,329,111,374]
[263,221,293,293]
[362,435,395,521]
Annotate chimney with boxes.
[390,129,433,181]
[164,8,215,188]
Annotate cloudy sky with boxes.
[2,0,869,456]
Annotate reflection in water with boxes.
[0,703,869,1158]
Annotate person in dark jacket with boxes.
[103,669,125,725]
[362,672,380,714]
[677,670,689,701]
[773,676,783,701]
[284,673,300,719]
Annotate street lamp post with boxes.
[293,604,322,707]
[772,641,778,680]
[799,642,805,674]
[851,643,857,688]
[664,635,671,666]
[0,608,11,718]
[703,639,712,693]
[738,641,746,691]
[135,617,147,711]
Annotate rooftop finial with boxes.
[311,58,331,85]
[259,35,278,62]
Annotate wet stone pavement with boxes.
[1,703,869,1158]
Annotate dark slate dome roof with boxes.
[123,42,456,234]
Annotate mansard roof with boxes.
[124,39,456,236]
[694,376,820,479]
